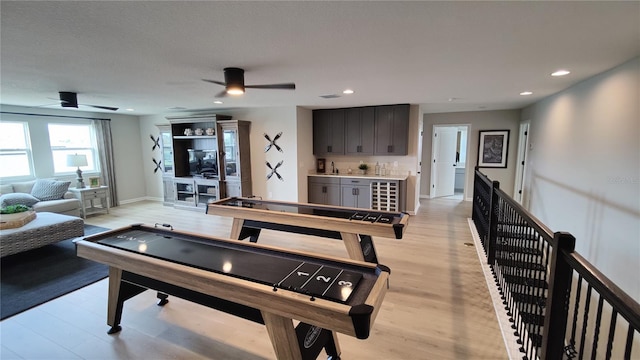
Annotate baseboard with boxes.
[119,196,161,205]
[467,218,520,360]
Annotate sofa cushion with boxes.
[31,179,71,201]
[0,184,13,195]
[12,181,36,194]
[0,193,40,207]
[32,198,81,214]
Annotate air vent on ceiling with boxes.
[319,94,341,99]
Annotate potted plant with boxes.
[358,163,369,175]
[0,204,36,230]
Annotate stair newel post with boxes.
[541,231,576,359]
[471,166,480,224]
[486,180,500,265]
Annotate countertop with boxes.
[308,172,408,181]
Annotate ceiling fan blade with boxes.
[86,104,119,111]
[202,79,226,86]
[245,83,296,90]
[214,90,228,98]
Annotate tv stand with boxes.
[163,115,252,210]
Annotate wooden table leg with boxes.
[230,218,245,240]
[107,267,123,333]
[340,232,365,262]
[262,311,302,360]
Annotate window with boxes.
[48,123,99,174]
[0,122,34,178]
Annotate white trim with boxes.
[467,218,522,360]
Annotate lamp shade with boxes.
[67,154,88,167]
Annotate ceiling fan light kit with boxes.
[224,67,246,95]
[202,67,296,98]
[57,91,119,111]
[59,91,79,108]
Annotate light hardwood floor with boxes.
[1,198,508,360]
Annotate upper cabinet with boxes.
[374,104,409,155]
[345,107,375,155]
[313,109,345,156]
[313,104,409,157]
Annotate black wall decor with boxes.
[264,132,283,153]
[150,134,160,151]
[152,158,162,173]
[266,160,283,181]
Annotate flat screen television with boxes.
[188,149,218,178]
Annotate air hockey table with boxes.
[206,197,409,263]
[75,224,390,360]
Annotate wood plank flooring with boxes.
[0,198,508,359]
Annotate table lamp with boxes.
[67,154,88,188]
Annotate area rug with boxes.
[1,224,110,320]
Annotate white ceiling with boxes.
[1,1,638,116]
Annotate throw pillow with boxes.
[0,184,13,195]
[30,179,71,201]
[0,193,40,207]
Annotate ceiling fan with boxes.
[202,67,295,98]
[55,91,119,111]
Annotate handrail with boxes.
[493,187,554,240]
[563,250,640,329]
[472,168,640,360]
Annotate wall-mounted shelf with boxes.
[173,135,217,140]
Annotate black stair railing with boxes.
[472,167,640,360]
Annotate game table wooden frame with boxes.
[206,197,409,263]
[75,224,390,360]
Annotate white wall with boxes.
[296,107,314,202]
[421,110,521,199]
[1,105,145,204]
[521,57,640,300]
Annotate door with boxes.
[431,126,457,197]
[415,113,423,209]
[514,122,530,205]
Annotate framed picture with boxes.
[316,158,326,173]
[89,177,101,188]
[478,130,510,168]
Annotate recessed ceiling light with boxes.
[213,100,223,104]
[343,89,354,94]
[520,91,533,96]
[551,69,571,77]
[125,108,135,112]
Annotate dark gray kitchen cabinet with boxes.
[345,107,375,155]
[374,104,409,155]
[313,109,345,156]
[340,178,371,209]
[308,176,341,206]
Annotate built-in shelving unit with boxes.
[163,115,251,210]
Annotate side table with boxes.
[69,186,110,219]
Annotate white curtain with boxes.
[93,119,118,207]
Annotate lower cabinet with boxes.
[308,176,406,211]
[340,178,371,209]
[224,180,253,198]
[308,177,341,206]
[173,177,221,210]
[162,176,175,206]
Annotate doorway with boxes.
[431,125,470,199]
